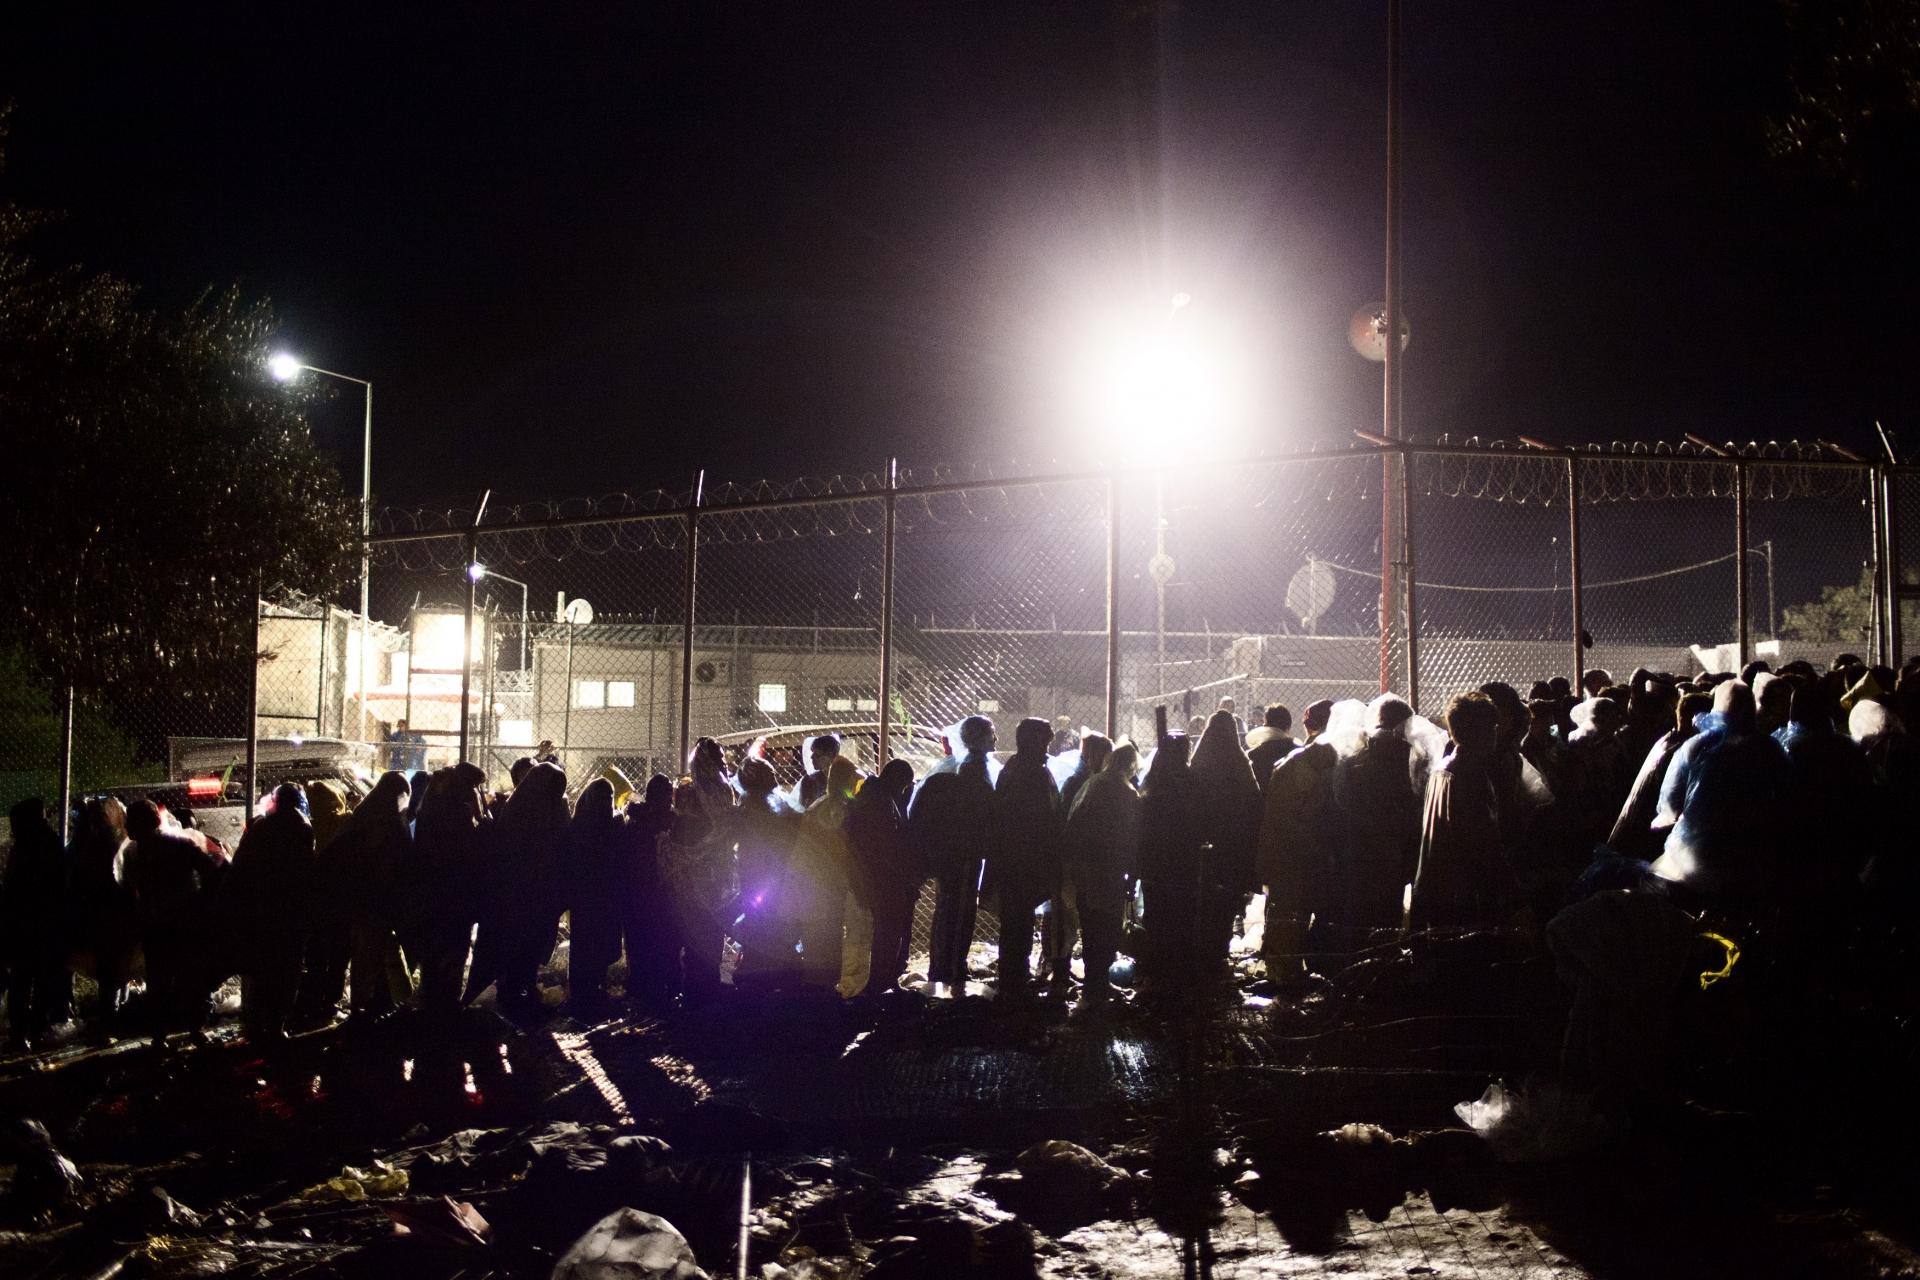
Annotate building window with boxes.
[574,679,605,709]
[825,686,879,714]
[977,699,1000,713]
[757,683,788,714]
[607,680,636,708]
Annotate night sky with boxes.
[3,3,1914,507]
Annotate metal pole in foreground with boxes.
[679,471,706,771]
[57,685,74,844]
[358,381,373,749]
[1734,463,1751,670]
[1380,0,1404,695]
[460,530,478,760]
[877,458,898,767]
[1106,475,1120,740]
[1567,455,1586,692]
[246,573,261,827]
[1400,445,1419,709]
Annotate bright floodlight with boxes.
[1083,303,1243,464]
[267,353,303,382]
[467,562,488,582]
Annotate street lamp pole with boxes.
[270,356,373,746]
[468,565,531,671]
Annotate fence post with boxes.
[1106,475,1120,740]
[57,685,74,844]
[878,458,898,767]
[246,572,261,826]
[1734,462,1751,670]
[316,607,329,738]
[679,470,706,771]
[459,528,477,760]
[1400,445,1418,708]
[1567,454,1586,691]
[1884,466,1904,665]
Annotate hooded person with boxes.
[733,755,804,985]
[1046,734,1112,987]
[1608,691,1711,862]
[1408,693,1519,931]
[1138,734,1202,977]
[667,742,741,1004]
[1189,709,1263,961]
[846,759,919,997]
[327,770,414,1020]
[67,796,136,1026]
[1649,680,1792,899]
[793,757,861,991]
[294,778,355,1027]
[622,775,678,1013]
[122,799,227,1037]
[909,715,997,995]
[466,761,570,1017]
[4,798,70,1047]
[1063,741,1142,1002]
[1330,695,1425,937]
[408,765,490,1014]
[225,783,317,1042]
[563,778,626,1012]
[989,717,1064,997]
[1254,731,1340,979]
[1246,706,1298,789]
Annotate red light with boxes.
[185,776,223,800]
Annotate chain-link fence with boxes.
[5,442,1914,840]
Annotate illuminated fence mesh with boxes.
[5,444,1916,844]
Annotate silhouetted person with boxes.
[795,758,859,990]
[1064,741,1141,1003]
[565,778,626,1013]
[1246,706,1296,790]
[385,719,428,773]
[990,717,1063,997]
[4,798,69,1047]
[797,734,842,809]
[227,784,316,1043]
[1609,691,1710,862]
[1047,734,1111,986]
[1138,735,1201,978]
[294,778,353,1028]
[1048,715,1080,757]
[1190,709,1263,960]
[1409,693,1518,930]
[122,799,226,1038]
[68,797,135,1028]
[1256,733,1338,978]
[329,771,414,1021]
[410,765,488,1015]
[468,761,569,1018]
[847,759,918,997]
[910,715,996,995]
[623,775,678,1013]
[734,756,803,985]
[1650,680,1791,899]
[1332,696,1423,936]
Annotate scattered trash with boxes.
[550,1207,710,1279]
[975,1139,1134,1232]
[1454,1080,1614,1163]
[4,1118,83,1214]
[383,1194,495,1247]
[297,1159,410,1201]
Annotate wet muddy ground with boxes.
[4,926,1918,1279]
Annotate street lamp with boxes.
[270,353,374,744]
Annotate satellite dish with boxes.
[695,661,718,684]
[1285,559,1337,628]
[1347,303,1411,362]
[563,598,594,625]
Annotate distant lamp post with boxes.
[270,353,374,743]
[466,563,531,672]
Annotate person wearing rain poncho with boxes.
[1330,695,1429,939]
[1062,741,1141,1002]
[1771,681,1875,902]
[846,759,919,997]
[989,718,1065,998]
[408,764,490,1015]
[793,757,861,990]
[326,770,416,1021]
[1408,693,1522,931]
[225,784,317,1043]
[622,775,679,1013]
[733,755,804,986]
[466,761,570,1018]
[1608,691,1710,862]
[295,777,355,1028]
[1189,710,1263,963]
[564,778,627,1013]
[1044,734,1111,987]
[909,715,997,995]
[667,739,742,1004]
[1137,734,1201,978]
[1255,728,1339,979]
[1648,680,1791,899]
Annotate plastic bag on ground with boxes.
[297,1159,410,1201]
[551,1207,710,1280]
[1453,1080,1613,1163]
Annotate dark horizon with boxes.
[3,3,1915,506]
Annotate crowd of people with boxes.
[3,651,1917,1052]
